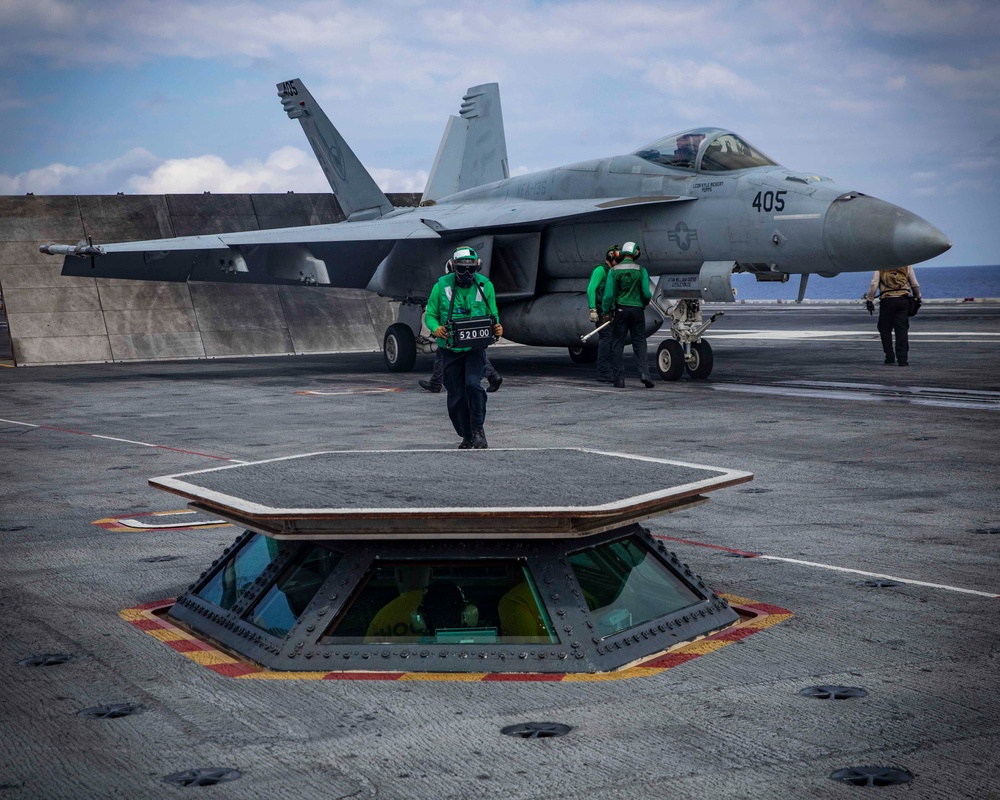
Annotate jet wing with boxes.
[50,195,694,286]
[53,213,440,285]
[419,195,694,232]
[72,213,439,254]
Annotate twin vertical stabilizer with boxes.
[277,78,393,221]
[421,83,509,204]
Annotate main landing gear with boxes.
[567,345,598,364]
[654,299,723,381]
[382,304,437,373]
[383,323,417,372]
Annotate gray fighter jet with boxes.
[42,79,951,380]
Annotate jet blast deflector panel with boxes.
[154,448,751,674]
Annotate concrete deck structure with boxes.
[0,193,419,365]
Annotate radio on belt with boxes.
[449,315,496,348]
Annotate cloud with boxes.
[368,168,429,194]
[954,157,1000,171]
[128,147,319,193]
[943,178,989,195]
[0,148,160,194]
[130,147,427,193]
[915,62,1000,102]
[827,97,880,115]
[0,145,427,195]
[640,59,766,100]
[0,162,77,194]
[849,0,999,38]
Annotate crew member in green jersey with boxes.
[587,245,619,382]
[601,241,654,388]
[424,247,503,448]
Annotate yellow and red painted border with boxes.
[121,593,791,682]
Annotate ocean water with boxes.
[730,264,1000,301]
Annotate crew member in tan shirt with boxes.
[865,266,921,366]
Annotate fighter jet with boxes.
[41,79,951,380]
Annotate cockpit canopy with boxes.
[634,128,778,172]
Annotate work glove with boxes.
[601,313,612,324]
[589,308,599,323]
[493,323,503,337]
[433,325,448,339]
[865,300,874,315]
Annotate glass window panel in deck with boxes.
[569,535,704,638]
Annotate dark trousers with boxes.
[440,347,487,438]
[428,348,497,391]
[610,306,649,383]
[877,296,910,361]
[596,322,613,380]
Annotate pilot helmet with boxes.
[620,241,640,260]
[450,246,481,287]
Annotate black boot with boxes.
[458,436,474,449]
[419,379,442,393]
[471,428,488,449]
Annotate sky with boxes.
[1,0,998,267]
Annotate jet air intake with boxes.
[823,193,951,270]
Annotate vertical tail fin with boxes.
[277,79,393,221]
[421,83,508,204]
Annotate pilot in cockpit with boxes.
[672,134,704,167]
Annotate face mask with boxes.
[453,263,476,287]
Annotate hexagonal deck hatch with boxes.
[151,448,752,674]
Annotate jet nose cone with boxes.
[824,194,951,269]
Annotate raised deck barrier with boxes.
[0,193,419,366]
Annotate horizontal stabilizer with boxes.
[277,78,393,221]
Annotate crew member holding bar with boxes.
[424,247,503,449]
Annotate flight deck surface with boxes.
[2,303,999,799]
[151,448,750,538]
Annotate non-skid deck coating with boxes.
[149,448,751,538]
[5,304,1000,799]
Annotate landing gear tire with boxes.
[383,323,417,372]
[656,339,685,381]
[568,345,598,364]
[685,340,714,379]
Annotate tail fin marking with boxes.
[278,79,393,221]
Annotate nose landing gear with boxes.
[653,299,722,381]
